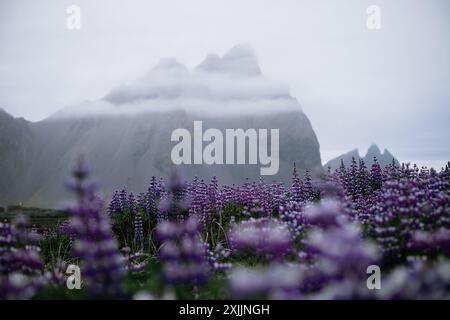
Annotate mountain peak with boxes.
[366,144,381,157]
[196,44,261,76]
[345,148,360,158]
[324,144,399,170]
[0,108,13,120]
[196,53,221,68]
[152,58,187,72]
[223,43,257,60]
[383,148,395,159]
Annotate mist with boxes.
[0,0,449,167]
[51,45,298,118]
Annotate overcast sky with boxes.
[0,0,449,167]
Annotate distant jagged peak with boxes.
[366,144,381,156]
[366,144,396,162]
[341,148,360,158]
[383,148,396,159]
[196,43,262,76]
[364,144,398,165]
[324,144,399,170]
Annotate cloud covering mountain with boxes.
[53,45,298,118]
[0,45,321,208]
[1,1,449,167]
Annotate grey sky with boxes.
[0,0,449,167]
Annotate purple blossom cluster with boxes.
[376,259,450,299]
[205,243,232,272]
[65,156,127,298]
[121,247,147,273]
[134,211,144,248]
[228,217,293,260]
[101,157,449,299]
[301,200,380,298]
[0,216,45,299]
[229,263,303,299]
[156,216,210,285]
[365,167,450,263]
[3,155,448,300]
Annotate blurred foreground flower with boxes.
[0,216,45,299]
[302,199,380,298]
[66,155,126,299]
[156,216,210,285]
[229,263,302,299]
[228,217,293,260]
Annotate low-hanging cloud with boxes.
[53,45,301,119]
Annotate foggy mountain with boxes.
[0,45,321,208]
[324,144,399,171]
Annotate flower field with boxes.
[1,157,449,299]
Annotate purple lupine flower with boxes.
[187,176,199,200]
[242,199,267,219]
[0,220,15,275]
[229,263,303,299]
[303,199,345,229]
[121,247,148,273]
[71,157,450,300]
[370,157,383,191]
[305,223,379,275]
[205,243,232,272]
[297,198,381,298]
[119,189,128,213]
[146,176,163,218]
[351,194,375,225]
[291,163,303,203]
[43,260,68,288]
[355,158,370,197]
[228,217,293,260]
[302,170,314,202]
[0,272,44,300]
[134,211,144,248]
[206,176,222,217]
[137,192,147,211]
[55,220,75,248]
[158,171,188,221]
[189,179,208,226]
[128,192,136,215]
[366,171,450,263]
[407,228,450,256]
[66,156,126,298]
[156,216,210,285]
[270,182,287,211]
[316,173,347,201]
[279,201,308,240]
[108,190,122,216]
[377,259,450,299]
[4,216,44,276]
[256,177,271,214]
[0,216,45,299]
